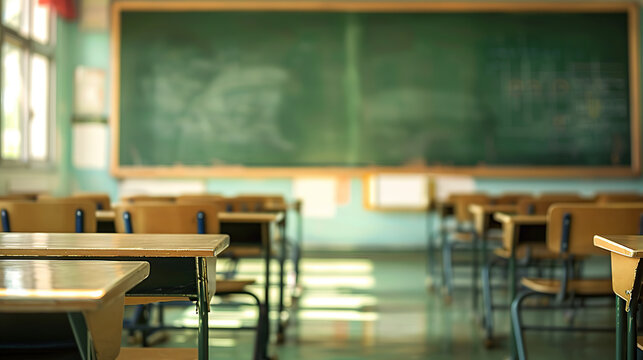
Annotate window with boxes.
[1,0,54,166]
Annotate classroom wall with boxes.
[4,6,643,249]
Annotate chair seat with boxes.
[451,231,502,243]
[117,347,197,359]
[217,279,256,293]
[638,336,643,351]
[520,277,612,296]
[226,245,262,257]
[124,296,191,305]
[493,243,559,260]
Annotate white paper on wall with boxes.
[72,122,107,169]
[293,178,337,218]
[74,67,106,116]
[371,174,428,209]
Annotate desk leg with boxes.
[426,210,435,289]
[439,211,447,292]
[295,206,303,295]
[277,219,287,344]
[617,296,627,360]
[263,223,272,351]
[68,312,94,360]
[472,229,480,313]
[509,246,517,360]
[627,301,638,360]
[196,257,209,360]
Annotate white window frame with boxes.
[0,0,56,168]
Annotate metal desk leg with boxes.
[277,219,286,343]
[472,229,480,313]
[262,223,272,351]
[617,296,627,360]
[509,245,517,360]
[295,204,303,292]
[627,300,638,360]
[439,211,447,291]
[196,257,209,360]
[68,312,94,360]
[426,210,435,289]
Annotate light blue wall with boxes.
[67,27,119,198]
[56,11,643,249]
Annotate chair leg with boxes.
[158,303,164,326]
[442,239,454,301]
[224,257,240,279]
[511,291,543,360]
[440,226,447,292]
[292,240,302,296]
[482,257,501,346]
[426,218,435,288]
[222,291,269,360]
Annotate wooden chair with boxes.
[0,199,97,351]
[511,203,643,360]
[121,195,176,203]
[71,192,112,210]
[0,193,39,201]
[495,193,533,205]
[238,194,287,210]
[441,193,491,300]
[517,197,593,215]
[176,194,224,205]
[594,192,643,204]
[113,203,268,360]
[482,197,593,345]
[223,196,268,212]
[0,199,97,233]
[537,193,585,202]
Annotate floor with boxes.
[124,250,616,359]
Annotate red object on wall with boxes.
[38,0,76,20]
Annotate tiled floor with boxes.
[123,251,615,359]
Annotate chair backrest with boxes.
[594,192,643,204]
[68,193,112,210]
[121,195,176,204]
[0,193,38,201]
[547,203,643,256]
[494,193,533,205]
[176,194,224,204]
[223,195,283,212]
[517,197,593,215]
[538,193,584,202]
[0,200,97,233]
[113,203,220,234]
[450,193,490,223]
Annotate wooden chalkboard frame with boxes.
[110,1,641,178]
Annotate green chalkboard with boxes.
[117,10,633,170]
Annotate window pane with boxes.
[3,0,28,35]
[29,53,48,160]
[31,0,50,44]
[2,42,24,160]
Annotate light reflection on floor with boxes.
[122,251,614,359]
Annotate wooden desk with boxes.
[468,204,517,312]
[594,235,643,360]
[0,259,149,360]
[96,209,290,343]
[0,233,229,360]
